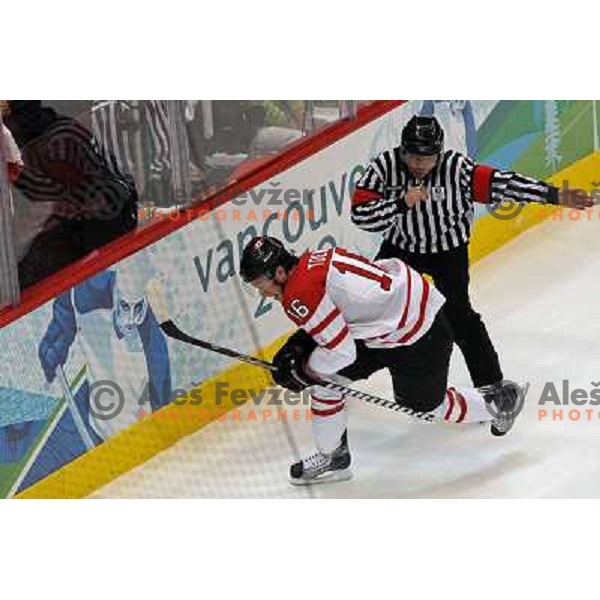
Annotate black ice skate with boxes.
[481,380,530,436]
[289,430,352,485]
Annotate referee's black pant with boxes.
[376,240,503,388]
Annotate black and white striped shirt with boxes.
[91,100,171,179]
[351,148,559,254]
[13,113,136,220]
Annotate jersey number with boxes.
[289,298,310,319]
[332,251,392,291]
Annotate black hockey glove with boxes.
[272,329,321,392]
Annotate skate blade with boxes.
[289,468,353,486]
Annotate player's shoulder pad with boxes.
[281,248,332,325]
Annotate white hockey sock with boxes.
[310,385,348,454]
[432,386,493,424]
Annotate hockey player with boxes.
[240,236,525,486]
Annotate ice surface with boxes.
[92,215,600,498]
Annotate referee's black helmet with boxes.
[401,116,444,156]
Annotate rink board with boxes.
[5,101,598,499]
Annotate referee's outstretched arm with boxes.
[458,154,594,209]
[350,148,594,237]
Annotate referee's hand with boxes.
[558,188,595,209]
[406,184,428,208]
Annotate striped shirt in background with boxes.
[91,100,171,183]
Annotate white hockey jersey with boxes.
[281,247,446,377]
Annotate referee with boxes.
[351,115,593,388]
[91,100,173,207]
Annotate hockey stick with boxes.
[159,318,437,422]
[146,281,438,423]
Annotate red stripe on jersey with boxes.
[333,248,392,292]
[352,188,383,206]
[398,277,430,344]
[397,264,412,330]
[324,325,350,350]
[444,390,455,421]
[336,247,376,265]
[312,403,345,417]
[312,396,343,405]
[472,164,496,204]
[454,390,468,423]
[307,308,341,337]
[367,261,411,345]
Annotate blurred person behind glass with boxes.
[4,101,138,289]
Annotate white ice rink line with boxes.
[92,214,600,498]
